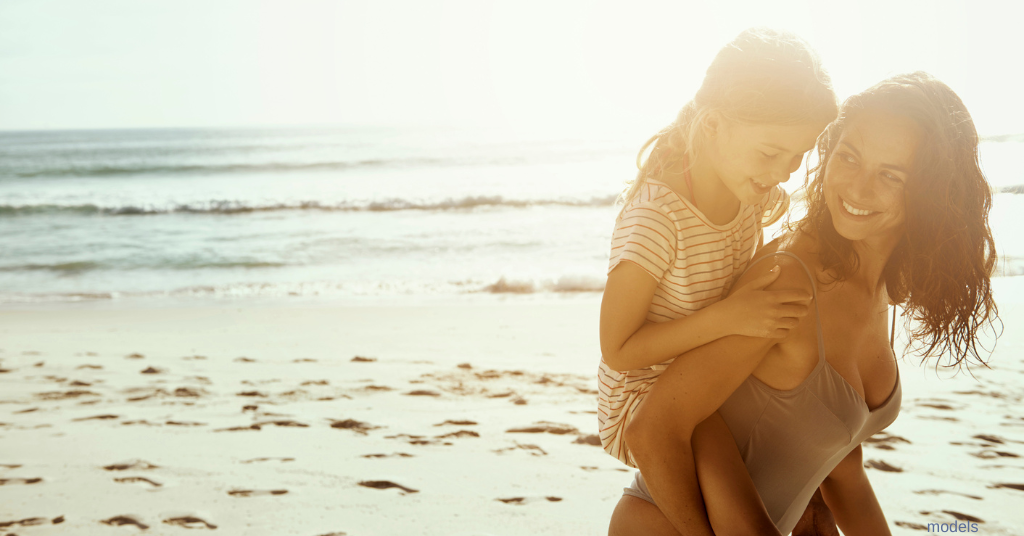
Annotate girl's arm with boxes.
[819,445,892,536]
[600,260,811,372]
[624,255,815,535]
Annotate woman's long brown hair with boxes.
[797,72,1000,370]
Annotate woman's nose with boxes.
[848,169,879,199]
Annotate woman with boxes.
[609,72,999,535]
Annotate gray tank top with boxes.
[716,251,902,534]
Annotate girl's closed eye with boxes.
[761,151,778,160]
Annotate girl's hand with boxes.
[719,265,813,339]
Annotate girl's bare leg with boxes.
[692,413,781,536]
[608,495,681,536]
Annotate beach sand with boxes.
[0,281,1022,535]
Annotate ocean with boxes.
[1,126,1022,306]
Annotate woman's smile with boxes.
[837,196,878,218]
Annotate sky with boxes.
[0,0,1022,136]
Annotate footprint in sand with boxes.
[140,366,163,374]
[234,357,256,363]
[228,489,288,497]
[103,460,159,471]
[114,476,163,488]
[101,515,149,529]
[76,364,103,370]
[72,414,119,422]
[163,516,218,529]
[991,483,1024,491]
[237,390,268,397]
[384,434,450,446]
[301,380,329,386]
[0,477,43,485]
[126,353,145,359]
[293,358,317,363]
[969,450,1019,459]
[864,431,911,451]
[506,422,579,435]
[0,464,22,470]
[433,420,478,426]
[863,459,902,472]
[404,389,441,397]
[358,480,418,493]
[573,434,601,446]
[913,489,982,500]
[939,511,984,523]
[351,356,376,362]
[36,390,99,401]
[240,457,295,464]
[215,425,262,432]
[494,442,547,456]
[166,420,206,427]
[0,516,62,528]
[495,496,563,505]
[330,419,380,434]
[361,453,414,459]
[435,430,479,439]
[253,420,309,429]
[13,407,39,414]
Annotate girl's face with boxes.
[708,119,824,205]
[823,110,919,244]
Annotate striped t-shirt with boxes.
[597,178,789,467]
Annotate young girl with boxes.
[598,28,838,535]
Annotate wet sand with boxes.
[0,281,1022,535]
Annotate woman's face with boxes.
[709,119,824,205]
[824,110,919,244]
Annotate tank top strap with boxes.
[740,251,825,362]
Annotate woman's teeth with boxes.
[841,198,875,216]
[752,179,769,189]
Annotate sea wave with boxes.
[0,148,617,178]
[0,260,287,272]
[3,158,451,178]
[0,195,619,216]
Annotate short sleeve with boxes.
[759,186,790,227]
[608,201,677,282]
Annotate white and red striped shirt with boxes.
[598,178,788,466]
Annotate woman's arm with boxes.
[819,445,892,536]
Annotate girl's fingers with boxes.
[741,265,781,291]
[777,304,810,318]
[769,289,813,304]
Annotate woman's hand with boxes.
[717,264,813,339]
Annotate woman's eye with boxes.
[838,153,856,164]
[761,152,777,160]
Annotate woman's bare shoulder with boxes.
[741,232,819,294]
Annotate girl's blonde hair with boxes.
[622,28,838,208]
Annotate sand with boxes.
[0,280,1022,535]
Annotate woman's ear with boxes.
[701,111,722,140]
